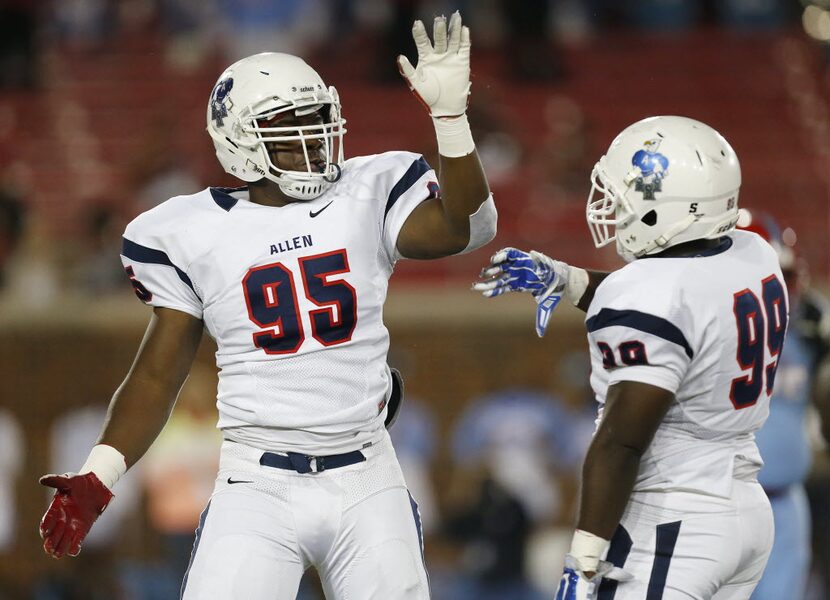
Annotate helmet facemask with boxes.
[586,158,637,252]
[242,92,345,200]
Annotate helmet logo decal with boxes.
[631,138,669,200]
[210,77,234,127]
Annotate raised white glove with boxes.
[556,554,633,600]
[397,11,471,118]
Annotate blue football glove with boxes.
[472,247,570,337]
[556,555,632,600]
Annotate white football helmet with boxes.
[206,52,346,201]
[586,116,740,261]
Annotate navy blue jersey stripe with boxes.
[179,500,211,598]
[408,491,431,594]
[210,186,244,211]
[646,521,682,599]
[385,156,432,218]
[121,237,198,297]
[408,491,425,560]
[598,525,634,600]
[587,308,694,359]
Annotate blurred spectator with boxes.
[515,95,599,265]
[531,94,593,204]
[374,0,420,82]
[623,0,700,30]
[127,114,201,214]
[215,0,330,63]
[48,0,117,50]
[0,187,25,291]
[466,82,522,186]
[0,1,38,88]
[714,0,792,30]
[499,0,563,81]
[442,388,593,599]
[0,410,23,552]
[450,388,590,522]
[444,476,544,600]
[159,0,218,71]
[0,209,60,309]
[71,203,129,295]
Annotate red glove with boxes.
[39,472,113,558]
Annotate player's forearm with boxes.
[575,434,642,540]
[90,308,202,479]
[437,151,491,240]
[98,372,180,469]
[429,112,493,249]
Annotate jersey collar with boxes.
[210,186,248,211]
[645,236,733,259]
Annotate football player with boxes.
[39,12,496,600]
[475,116,782,599]
[735,209,830,600]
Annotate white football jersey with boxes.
[121,151,438,454]
[586,230,788,498]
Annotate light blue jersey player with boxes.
[737,209,830,600]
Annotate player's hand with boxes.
[39,472,114,558]
[397,11,471,118]
[472,247,570,337]
[555,555,632,600]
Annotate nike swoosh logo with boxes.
[309,201,333,218]
[227,477,253,485]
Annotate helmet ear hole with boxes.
[641,210,658,226]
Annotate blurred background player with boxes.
[37,11,495,600]
[476,116,784,598]
[440,387,592,600]
[735,208,830,600]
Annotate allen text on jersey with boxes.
[271,235,314,255]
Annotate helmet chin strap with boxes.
[636,214,699,257]
[323,163,342,183]
[272,161,342,201]
[278,178,328,201]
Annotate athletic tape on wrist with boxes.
[569,529,610,573]
[566,266,590,306]
[433,114,475,158]
[79,444,127,490]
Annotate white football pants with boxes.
[180,432,430,599]
[599,479,773,600]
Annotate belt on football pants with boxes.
[259,449,366,474]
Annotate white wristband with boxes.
[79,444,127,490]
[569,529,610,573]
[566,266,590,306]
[432,114,475,158]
